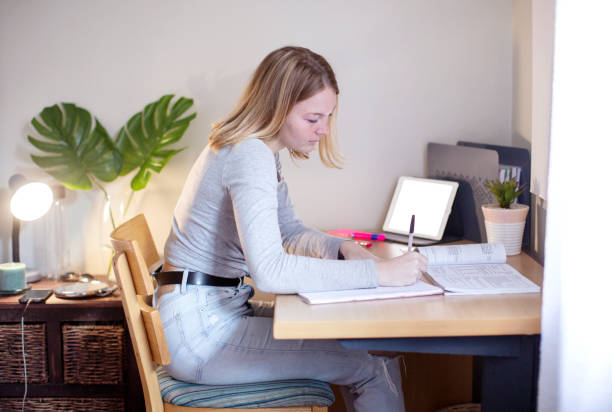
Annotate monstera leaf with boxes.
[115,94,196,190]
[28,103,122,190]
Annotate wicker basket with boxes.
[62,323,126,384]
[0,323,47,383]
[0,397,124,411]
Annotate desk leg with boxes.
[476,335,540,412]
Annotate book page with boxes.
[298,281,443,305]
[427,263,540,294]
[419,243,506,266]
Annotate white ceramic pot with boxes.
[481,203,529,256]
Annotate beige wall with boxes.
[1,0,514,274]
[512,0,555,262]
[531,0,555,200]
[512,0,533,150]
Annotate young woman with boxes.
[157,46,427,412]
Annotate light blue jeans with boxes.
[157,280,405,412]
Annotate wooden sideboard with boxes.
[0,278,144,411]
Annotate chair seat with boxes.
[157,368,335,408]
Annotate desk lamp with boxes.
[9,174,53,282]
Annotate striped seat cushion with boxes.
[157,368,334,408]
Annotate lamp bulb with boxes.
[10,182,53,221]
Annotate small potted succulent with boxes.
[481,178,529,255]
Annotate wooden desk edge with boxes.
[273,314,542,340]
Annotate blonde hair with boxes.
[208,46,343,168]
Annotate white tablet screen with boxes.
[383,177,458,240]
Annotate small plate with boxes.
[54,280,117,299]
[0,286,32,296]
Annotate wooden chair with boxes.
[110,214,333,412]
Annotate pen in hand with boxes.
[407,214,415,251]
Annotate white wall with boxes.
[0,0,513,274]
[538,2,612,409]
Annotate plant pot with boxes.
[481,203,529,256]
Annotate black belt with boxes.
[155,271,242,288]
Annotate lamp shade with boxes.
[10,182,53,221]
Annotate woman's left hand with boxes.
[339,240,383,262]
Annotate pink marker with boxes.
[351,232,386,241]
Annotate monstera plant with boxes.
[28,94,196,229]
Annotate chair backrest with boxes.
[110,214,170,412]
[111,214,161,296]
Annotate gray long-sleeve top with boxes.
[164,138,379,294]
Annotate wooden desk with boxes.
[0,278,144,411]
[273,242,543,412]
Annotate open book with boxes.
[418,243,540,295]
[298,243,539,304]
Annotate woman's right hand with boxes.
[375,251,428,286]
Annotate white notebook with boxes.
[298,281,443,305]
